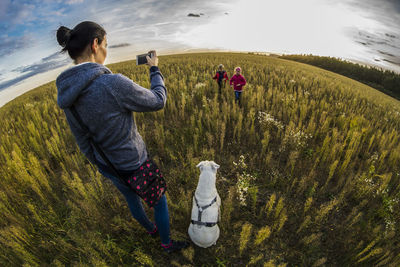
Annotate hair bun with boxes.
[56,26,72,47]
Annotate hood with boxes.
[56,62,112,109]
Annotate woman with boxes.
[212,64,229,94]
[55,21,189,253]
[229,67,247,106]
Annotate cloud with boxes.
[0,0,84,34]
[0,52,71,91]
[0,72,37,91]
[327,0,400,70]
[0,35,34,58]
[386,0,400,13]
[66,0,84,4]
[0,0,10,19]
[345,0,400,29]
[1,0,230,92]
[108,43,131,49]
[95,0,230,47]
[13,52,71,74]
[350,28,400,70]
[0,1,36,29]
[383,58,400,67]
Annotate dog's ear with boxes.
[210,161,220,171]
[196,161,206,171]
[196,161,205,168]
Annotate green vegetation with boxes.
[1,52,400,266]
[280,54,400,100]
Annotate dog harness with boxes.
[191,196,218,227]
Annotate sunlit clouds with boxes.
[178,0,386,60]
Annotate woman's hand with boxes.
[146,50,158,67]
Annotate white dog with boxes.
[188,161,221,248]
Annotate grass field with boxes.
[0,52,399,266]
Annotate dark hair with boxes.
[56,21,106,60]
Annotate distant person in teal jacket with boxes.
[55,21,189,253]
[230,67,247,106]
[213,64,229,94]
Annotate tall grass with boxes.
[0,52,399,266]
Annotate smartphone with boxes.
[136,52,153,65]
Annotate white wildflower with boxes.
[195,82,206,89]
[281,129,312,151]
[234,155,255,206]
[370,152,379,162]
[385,218,395,230]
[258,111,284,129]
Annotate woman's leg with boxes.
[153,195,171,245]
[99,169,188,252]
[99,169,155,232]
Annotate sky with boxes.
[0,0,400,106]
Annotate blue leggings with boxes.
[99,169,171,245]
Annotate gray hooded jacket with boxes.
[56,62,166,171]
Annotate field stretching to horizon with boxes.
[0,52,400,266]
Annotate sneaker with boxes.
[161,240,190,253]
[147,225,158,238]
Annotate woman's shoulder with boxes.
[99,72,131,84]
[92,73,134,95]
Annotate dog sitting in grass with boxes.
[188,161,221,248]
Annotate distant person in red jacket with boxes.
[213,64,229,94]
[230,67,246,106]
